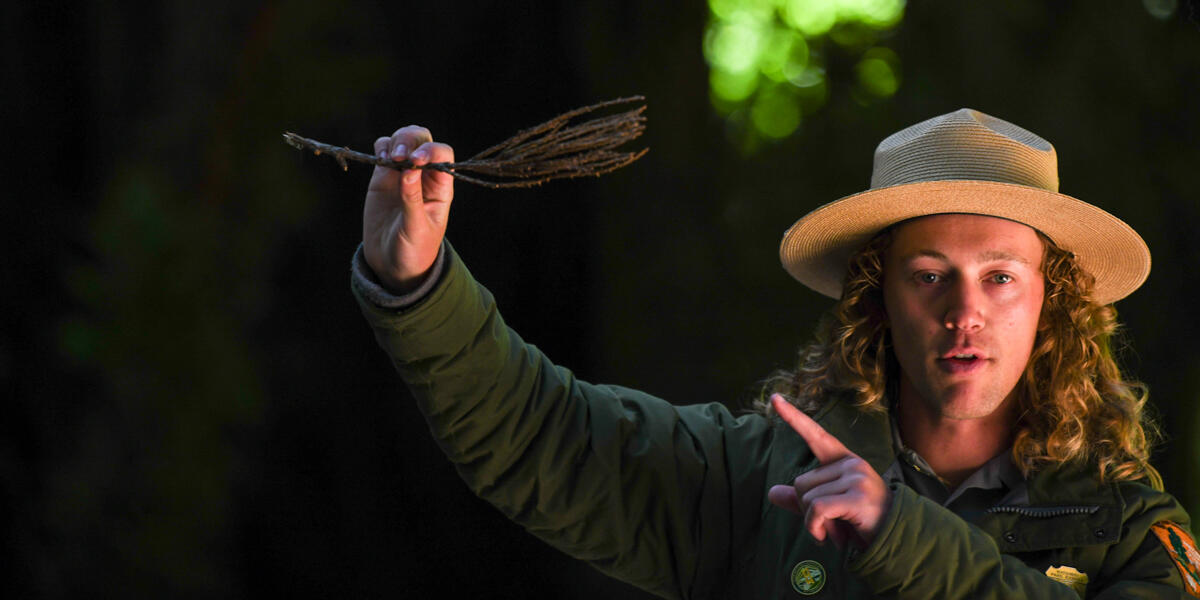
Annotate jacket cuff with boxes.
[351,239,491,368]
[351,241,446,310]
[846,482,912,574]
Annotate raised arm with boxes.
[352,126,783,599]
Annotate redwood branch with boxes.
[283,96,648,189]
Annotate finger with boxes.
[405,145,430,187]
[801,511,842,546]
[807,499,866,550]
[799,473,860,508]
[767,484,801,515]
[419,141,454,165]
[795,456,870,499]
[769,485,842,547]
[772,394,852,465]
[390,125,433,162]
[415,141,455,207]
[399,164,425,207]
[374,136,391,158]
[792,463,844,495]
[393,128,435,207]
[409,141,452,168]
[368,136,403,192]
[806,493,857,544]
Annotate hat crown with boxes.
[870,108,1059,192]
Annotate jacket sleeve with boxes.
[352,243,776,600]
[1091,486,1197,599]
[849,485,1194,598]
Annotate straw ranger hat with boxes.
[779,108,1150,305]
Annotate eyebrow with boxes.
[901,249,1033,266]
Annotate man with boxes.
[351,108,1199,597]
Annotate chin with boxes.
[939,407,1003,421]
[905,374,1018,422]
[933,392,1010,421]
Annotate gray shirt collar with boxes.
[884,402,1029,512]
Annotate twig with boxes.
[283,96,648,189]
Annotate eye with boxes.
[991,273,1014,284]
[916,272,943,284]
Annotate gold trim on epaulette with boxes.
[1045,565,1088,597]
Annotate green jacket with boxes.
[353,243,1195,598]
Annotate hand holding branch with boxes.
[767,394,892,550]
[362,126,455,294]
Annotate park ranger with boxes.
[351,108,1199,597]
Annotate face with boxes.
[882,214,1045,422]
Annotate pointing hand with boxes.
[767,394,892,550]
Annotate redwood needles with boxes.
[283,96,648,189]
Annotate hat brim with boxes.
[779,180,1150,305]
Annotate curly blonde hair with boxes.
[761,228,1162,488]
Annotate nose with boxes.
[943,278,985,331]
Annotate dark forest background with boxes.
[4,1,1199,597]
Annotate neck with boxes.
[895,381,1017,489]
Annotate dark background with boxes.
[5,1,1199,597]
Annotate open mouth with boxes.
[938,353,985,373]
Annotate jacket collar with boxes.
[808,393,894,475]
[805,393,1121,509]
[804,394,1126,552]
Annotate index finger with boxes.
[388,125,433,160]
[771,394,852,465]
[412,141,455,208]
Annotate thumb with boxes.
[771,394,852,465]
[398,167,427,223]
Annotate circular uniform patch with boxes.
[790,560,826,595]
